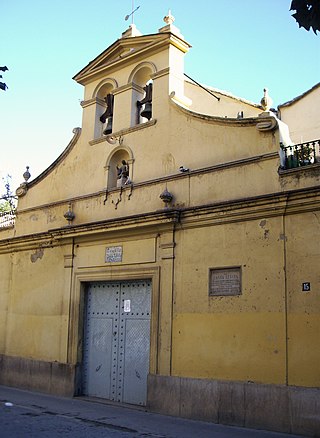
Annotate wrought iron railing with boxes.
[280,139,320,170]
[0,210,15,228]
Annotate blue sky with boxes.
[1,0,319,191]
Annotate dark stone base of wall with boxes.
[0,354,75,397]
[147,374,320,437]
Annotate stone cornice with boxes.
[169,93,279,131]
[179,188,320,229]
[278,162,320,177]
[112,82,144,96]
[169,94,260,126]
[89,119,157,146]
[2,185,320,252]
[150,67,170,80]
[0,210,179,252]
[81,97,106,108]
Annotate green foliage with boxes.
[0,200,12,213]
[290,0,320,33]
[0,175,16,212]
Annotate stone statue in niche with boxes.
[116,160,130,187]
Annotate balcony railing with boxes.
[0,210,15,228]
[280,140,320,170]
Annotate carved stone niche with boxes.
[105,144,134,190]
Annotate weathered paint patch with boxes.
[30,248,44,263]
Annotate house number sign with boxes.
[302,282,311,292]
[105,246,123,263]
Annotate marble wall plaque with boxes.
[209,267,241,296]
[105,246,123,263]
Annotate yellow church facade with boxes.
[0,15,319,436]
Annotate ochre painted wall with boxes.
[5,244,71,362]
[172,217,286,384]
[286,211,320,387]
[0,253,11,353]
[170,210,320,387]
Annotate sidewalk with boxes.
[0,385,305,438]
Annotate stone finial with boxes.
[260,88,273,112]
[16,166,31,197]
[64,202,75,224]
[23,166,31,182]
[163,10,175,25]
[160,187,173,208]
[159,10,183,38]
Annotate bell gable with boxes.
[73,28,190,86]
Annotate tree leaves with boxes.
[290,0,320,33]
[0,66,8,90]
[0,175,16,212]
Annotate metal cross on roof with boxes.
[125,0,140,24]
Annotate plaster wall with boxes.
[170,209,320,388]
[279,86,320,143]
[185,81,262,118]
[0,253,11,353]
[5,244,71,362]
[286,211,320,387]
[172,217,286,384]
[16,110,277,212]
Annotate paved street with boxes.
[0,385,304,438]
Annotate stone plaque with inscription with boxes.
[209,267,241,296]
[105,246,123,263]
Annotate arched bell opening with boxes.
[93,79,117,138]
[129,63,156,126]
[97,83,114,136]
[137,80,153,123]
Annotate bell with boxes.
[140,102,152,120]
[103,117,113,135]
